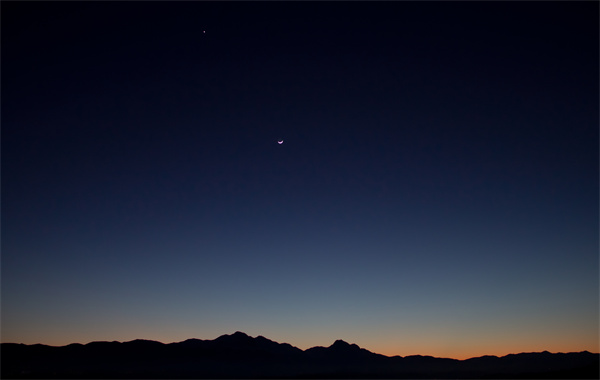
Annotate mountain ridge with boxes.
[2,331,598,379]
[4,330,594,360]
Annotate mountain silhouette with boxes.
[2,331,598,378]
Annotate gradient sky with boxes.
[2,1,598,360]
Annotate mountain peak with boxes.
[330,339,361,351]
[216,331,250,340]
[331,339,350,347]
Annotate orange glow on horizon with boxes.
[2,336,597,361]
[365,340,600,361]
[2,327,598,362]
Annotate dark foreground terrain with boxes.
[2,331,598,379]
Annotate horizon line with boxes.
[2,330,597,361]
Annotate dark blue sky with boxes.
[2,1,598,359]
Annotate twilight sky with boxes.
[2,1,598,360]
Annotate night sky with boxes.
[2,1,598,360]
